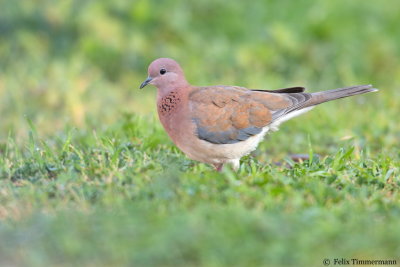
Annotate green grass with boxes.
[1,0,400,266]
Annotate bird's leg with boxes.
[213,163,224,172]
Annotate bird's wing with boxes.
[189,86,313,144]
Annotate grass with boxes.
[1,0,400,266]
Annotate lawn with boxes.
[0,0,399,266]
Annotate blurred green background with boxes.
[1,0,399,144]
[0,0,399,266]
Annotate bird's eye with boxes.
[160,68,167,75]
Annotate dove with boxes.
[140,58,377,171]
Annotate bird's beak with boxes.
[140,76,153,89]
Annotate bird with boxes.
[140,58,378,171]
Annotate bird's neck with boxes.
[156,78,189,97]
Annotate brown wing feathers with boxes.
[190,87,288,144]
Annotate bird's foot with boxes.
[213,163,224,172]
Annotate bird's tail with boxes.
[308,84,378,107]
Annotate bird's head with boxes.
[140,58,188,90]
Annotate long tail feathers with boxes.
[309,84,378,106]
[271,85,378,125]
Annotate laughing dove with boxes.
[140,58,377,171]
